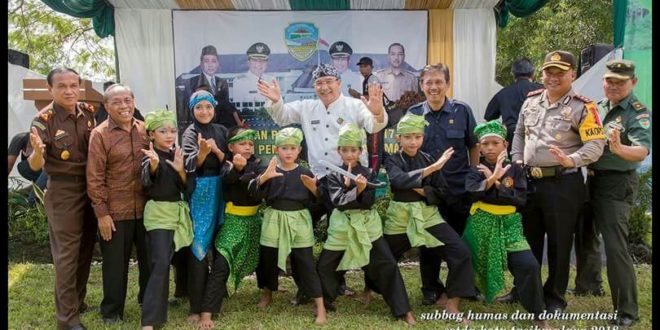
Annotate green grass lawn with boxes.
[8,262,652,329]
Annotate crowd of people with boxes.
[10,48,650,330]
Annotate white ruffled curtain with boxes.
[231,0,291,10]
[452,8,500,123]
[115,9,177,115]
[350,0,405,9]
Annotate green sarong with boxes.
[143,200,194,251]
[462,209,530,304]
[214,212,262,295]
[324,208,383,271]
[260,207,315,271]
[384,201,444,248]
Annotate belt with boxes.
[587,169,635,177]
[225,201,259,216]
[526,166,579,179]
[49,175,86,183]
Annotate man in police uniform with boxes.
[28,68,98,330]
[376,43,419,102]
[484,57,543,152]
[232,42,273,105]
[581,60,649,327]
[511,50,606,313]
[328,41,362,96]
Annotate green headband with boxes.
[228,129,258,144]
[337,123,365,148]
[275,127,304,146]
[144,109,176,131]
[474,120,507,141]
[396,113,429,135]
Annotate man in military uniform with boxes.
[581,60,650,327]
[511,50,606,313]
[484,57,543,152]
[28,67,98,330]
[232,42,273,105]
[376,43,419,102]
[328,41,362,96]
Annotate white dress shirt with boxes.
[265,94,388,177]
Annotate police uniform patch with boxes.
[32,120,46,131]
[639,118,650,129]
[502,177,514,188]
[574,94,593,103]
[337,117,344,125]
[636,113,650,120]
[449,119,454,125]
[60,150,70,160]
[527,89,544,97]
[55,129,67,138]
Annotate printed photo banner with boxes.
[173,10,428,162]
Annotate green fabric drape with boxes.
[622,0,652,110]
[289,0,350,10]
[613,0,628,47]
[495,0,548,28]
[40,0,114,37]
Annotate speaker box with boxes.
[578,44,614,77]
[8,49,30,69]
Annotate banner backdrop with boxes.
[172,10,428,162]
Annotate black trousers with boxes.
[99,219,150,319]
[200,253,231,314]
[141,229,175,326]
[385,222,475,299]
[507,250,545,316]
[317,237,411,317]
[187,248,216,314]
[521,172,586,309]
[172,247,188,298]
[573,200,603,293]
[419,196,471,298]
[258,246,322,298]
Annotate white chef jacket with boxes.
[265,94,388,177]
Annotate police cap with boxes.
[247,42,270,60]
[603,59,635,80]
[329,41,352,58]
[541,50,576,71]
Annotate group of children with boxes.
[137,89,550,329]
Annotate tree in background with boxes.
[8,0,115,81]
[495,0,613,86]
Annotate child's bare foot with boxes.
[353,289,372,306]
[257,290,272,309]
[434,292,448,307]
[313,297,327,325]
[277,285,289,293]
[402,311,416,325]
[187,313,200,323]
[533,319,551,329]
[141,326,154,330]
[198,312,214,329]
[445,297,470,326]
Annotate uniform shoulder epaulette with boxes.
[573,94,593,103]
[407,102,425,113]
[78,102,96,113]
[632,101,647,111]
[36,106,54,122]
[526,89,544,97]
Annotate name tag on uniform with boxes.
[311,120,320,125]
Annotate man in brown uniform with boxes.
[28,67,98,330]
[86,84,150,324]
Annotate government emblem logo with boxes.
[285,22,319,62]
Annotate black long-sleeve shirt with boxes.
[464,160,527,208]
[325,163,376,211]
[223,155,264,207]
[181,121,229,177]
[384,150,449,205]
[141,148,191,202]
[249,164,316,211]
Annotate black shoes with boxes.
[290,290,311,306]
[545,304,565,314]
[102,315,121,325]
[568,287,605,297]
[494,290,519,304]
[421,293,438,306]
[609,315,636,327]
